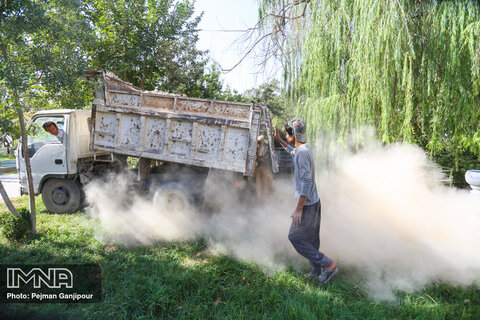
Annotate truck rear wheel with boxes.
[152,181,193,211]
[42,178,82,214]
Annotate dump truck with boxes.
[16,71,286,214]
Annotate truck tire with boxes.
[152,181,193,211]
[42,178,82,214]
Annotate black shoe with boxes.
[304,270,321,279]
[317,266,338,284]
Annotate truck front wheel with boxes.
[42,178,82,214]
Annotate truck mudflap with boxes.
[84,70,279,176]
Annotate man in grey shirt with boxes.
[274,118,338,284]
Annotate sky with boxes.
[194,0,281,93]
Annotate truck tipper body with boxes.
[88,71,276,176]
[17,71,284,214]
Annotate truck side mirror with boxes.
[3,135,13,148]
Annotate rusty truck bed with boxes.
[86,71,277,176]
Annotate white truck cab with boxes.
[16,109,106,213]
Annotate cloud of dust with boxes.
[316,139,480,299]
[85,134,480,300]
[85,171,206,245]
[200,170,300,270]
[85,169,299,270]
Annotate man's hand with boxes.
[292,195,307,226]
[291,208,303,227]
[273,125,280,141]
[273,125,289,149]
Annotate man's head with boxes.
[43,121,58,136]
[284,118,306,144]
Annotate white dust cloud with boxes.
[200,171,299,270]
[85,169,299,270]
[85,171,205,245]
[317,141,480,299]
[85,139,480,300]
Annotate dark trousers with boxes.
[288,201,332,274]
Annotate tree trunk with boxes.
[139,65,151,89]
[16,108,36,233]
[0,30,36,232]
[0,180,20,218]
[0,13,36,231]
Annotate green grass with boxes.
[0,154,15,161]
[1,196,480,319]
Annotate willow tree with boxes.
[259,0,480,159]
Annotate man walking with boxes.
[273,118,338,284]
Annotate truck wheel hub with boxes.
[52,187,70,205]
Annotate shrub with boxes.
[432,150,480,188]
[0,208,31,241]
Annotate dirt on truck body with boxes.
[84,71,284,209]
[85,71,279,178]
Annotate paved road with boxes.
[0,174,21,199]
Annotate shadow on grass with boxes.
[1,233,480,319]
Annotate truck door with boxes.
[18,115,68,194]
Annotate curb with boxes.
[0,167,17,174]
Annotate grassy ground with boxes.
[0,154,16,161]
[1,196,479,319]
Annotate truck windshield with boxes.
[27,116,65,158]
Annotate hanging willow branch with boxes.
[223,0,310,75]
[260,0,480,159]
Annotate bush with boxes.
[0,146,16,158]
[432,150,480,188]
[0,208,31,241]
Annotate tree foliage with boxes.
[0,0,96,226]
[0,0,93,137]
[1,0,227,138]
[0,0,92,94]
[244,80,293,122]
[86,0,217,97]
[259,0,480,159]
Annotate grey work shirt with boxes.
[285,143,319,206]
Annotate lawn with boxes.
[1,196,479,319]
